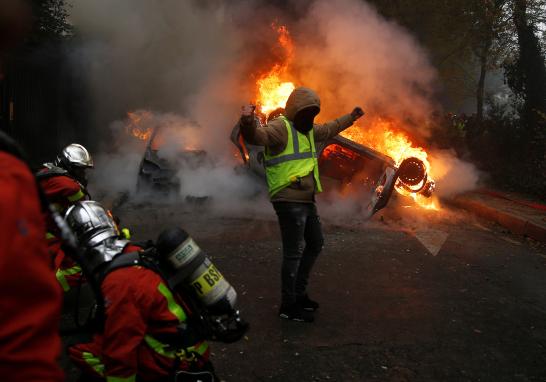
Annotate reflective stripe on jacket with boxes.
[143,282,209,361]
[264,116,322,197]
[55,265,82,292]
[45,232,83,292]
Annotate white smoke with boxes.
[293,0,438,133]
[429,149,480,197]
[68,0,250,156]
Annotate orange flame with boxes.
[256,24,296,116]
[126,111,153,141]
[342,121,439,210]
[342,121,429,168]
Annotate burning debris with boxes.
[342,121,439,210]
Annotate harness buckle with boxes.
[175,348,196,362]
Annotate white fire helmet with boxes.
[56,143,94,169]
[65,201,128,272]
[65,201,119,248]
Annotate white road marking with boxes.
[414,229,449,256]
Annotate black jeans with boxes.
[273,202,324,305]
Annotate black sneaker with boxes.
[297,295,319,312]
[279,303,314,322]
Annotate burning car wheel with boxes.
[397,157,427,187]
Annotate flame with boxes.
[341,120,428,168]
[342,121,439,210]
[255,24,295,116]
[253,25,439,211]
[126,111,153,141]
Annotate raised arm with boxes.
[314,107,365,142]
[239,104,285,147]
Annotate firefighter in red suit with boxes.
[37,143,94,291]
[0,131,64,382]
[65,201,215,382]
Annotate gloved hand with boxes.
[351,106,365,121]
[240,104,256,124]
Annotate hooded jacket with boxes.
[240,87,355,202]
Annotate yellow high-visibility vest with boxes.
[263,116,322,197]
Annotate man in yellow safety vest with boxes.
[240,86,364,322]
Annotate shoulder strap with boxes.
[99,248,169,284]
[35,165,69,180]
[93,251,149,331]
[100,251,142,282]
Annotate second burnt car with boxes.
[230,110,435,217]
[136,125,208,195]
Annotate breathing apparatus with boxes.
[154,227,249,343]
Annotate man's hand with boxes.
[351,106,365,121]
[241,104,256,124]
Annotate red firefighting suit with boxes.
[69,245,211,381]
[37,167,86,291]
[0,152,64,382]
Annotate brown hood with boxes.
[284,86,321,121]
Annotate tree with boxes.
[368,0,480,111]
[505,0,546,194]
[467,0,512,122]
[28,0,72,44]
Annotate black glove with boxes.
[351,106,365,121]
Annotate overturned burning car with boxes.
[230,111,435,216]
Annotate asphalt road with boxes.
[61,198,546,381]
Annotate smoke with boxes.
[68,0,251,155]
[428,149,480,198]
[89,147,141,198]
[291,0,438,135]
[72,0,477,214]
[175,162,271,216]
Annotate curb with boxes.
[451,196,546,243]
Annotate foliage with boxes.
[28,0,72,44]
[503,0,546,196]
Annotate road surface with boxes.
[61,197,546,381]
